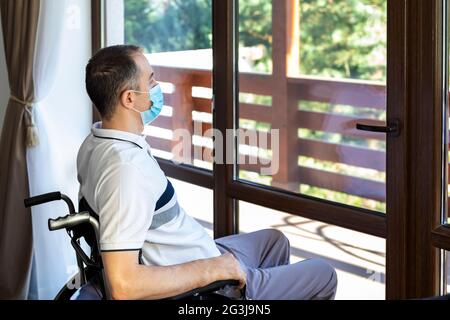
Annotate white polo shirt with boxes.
[77,122,221,266]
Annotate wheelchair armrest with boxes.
[167,279,241,300]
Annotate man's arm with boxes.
[102,251,246,300]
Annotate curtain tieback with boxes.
[10,94,39,148]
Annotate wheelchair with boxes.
[24,192,243,300]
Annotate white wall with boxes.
[0,14,10,129]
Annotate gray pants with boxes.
[215,229,338,300]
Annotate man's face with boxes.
[131,52,157,112]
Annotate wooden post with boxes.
[271,0,300,192]
[287,0,300,76]
[169,74,194,164]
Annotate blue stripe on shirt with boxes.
[155,179,175,211]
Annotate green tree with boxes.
[238,0,272,72]
[124,0,387,80]
[299,0,387,81]
[125,0,212,53]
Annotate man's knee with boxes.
[264,229,290,246]
[265,229,290,259]
[311,258,338,300]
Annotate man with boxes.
[78,45,337,300]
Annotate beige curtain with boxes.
[0,0,40,299]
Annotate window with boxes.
[236,0,387,213]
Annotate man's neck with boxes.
[101,117,143,136]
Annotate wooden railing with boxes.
[149,65,387,207]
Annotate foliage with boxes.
[124,0,387,80]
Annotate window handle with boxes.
[356,119,400,137]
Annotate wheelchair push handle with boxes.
[48,212,91,231]
[24,192,75,214]
[24,192,62,207]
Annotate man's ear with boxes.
[119,90,134,110]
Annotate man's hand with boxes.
[216,252,247,290]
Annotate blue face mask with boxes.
[131,84,164,126]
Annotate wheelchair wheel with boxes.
[54,273,104,300]
[54,274,79,300]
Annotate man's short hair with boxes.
[85,45,143,120]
